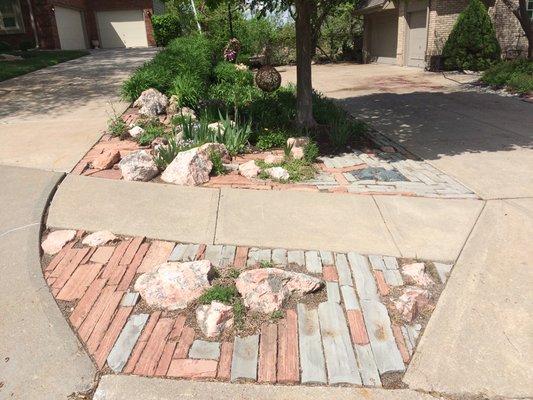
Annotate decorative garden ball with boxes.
[255,65,282,92]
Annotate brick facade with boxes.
[362,0,528,68]
[1,0,156,50]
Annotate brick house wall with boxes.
[1,0,155,50]
[427,0,527,58]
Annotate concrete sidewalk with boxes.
[46,174,484,262]
[0,49,157,173]
[0,166,95,399]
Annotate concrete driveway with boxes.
[0,48,158,173]
[282,63,533,200]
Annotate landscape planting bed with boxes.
[71,108,476,199]
[42,230,453,388]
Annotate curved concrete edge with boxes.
[0,166,96,399]
[93,374,442,400]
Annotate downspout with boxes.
[26,0,39,48]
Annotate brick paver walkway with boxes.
[44,232,451,387]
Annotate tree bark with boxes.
[295,0,316,129]
[502,0,533,59]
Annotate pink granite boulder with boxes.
[134,260,214,310]
[235,268,323,313]
[196,301,234,338]
[402,262,434,287]
[161,147,213,186]
[92,149,121,170]
[238,160,260,179]
[41,230,76,255]
[394,287,430,322]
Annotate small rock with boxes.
[151,137,169,153]
[41,230,77,255]
[161,147,213,186]
[402,263,434,286]
[0,53,23,61]
[264,154,284,164]
[179,106,197,120]
[236,268,323,313]
[394,287,430,322]
[223,163,239,172]
[128,126,145,139]
[92,149,120,170]
[198,143,231,163]
[238,160,260,179]
[82,231,117,247]
[196,301,234,338]
[208,121,234,134]
[118,150,159,181]
[133,88,169,117]
[265,167,289,181]
[291,147,304,160]
[134,260,214,310]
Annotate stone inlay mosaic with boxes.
[43,230,452,388]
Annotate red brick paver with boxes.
[123,311,162,374]
[347,310,370,346]
[56,263,103,301]
[69,278,107,329]
[121,237,145,266]
[322,265,339,282]
[90,246,115,264]
[374,270,390,296]
[233,247,249,269]
[167,359,218,379]
[258,323,278,383]
[101,240,131,279]
[86,290,124,353]
[117,242,150,291]
[134,317,175,376]
[173,326,195,359]
[94,306,133,368]
[392,324,410,363]
[137,241,175,274]
[155,316,186,376]
[277,310,299,384]
[217,342,233,381]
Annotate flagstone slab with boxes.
[318,302,361,385]
[231,335,259,382]
[305,251,322,273]
[107,314,149,373]
[189,340,220,361]
[287,250,305,266]
[271,248,287,266]
[297,304,327,385]
[348,252,379,301]
[326,281,341,303]
[340,285,360,310]
[335,253,353,286]
[354,343,382,387]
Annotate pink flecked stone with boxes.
[196,301,234,338]
[402,263,434,286]
[236,268,323,313]
[394,287,430,322]
[134,260,214,310]
[41,230,77,255]
[92,149,120,170]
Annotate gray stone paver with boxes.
[347,252,379,301]
[326,281,341,303]
[271,248,287,266]
[204,245,224,267]
[434,262,453,283]
[188,340,220,360]
[182,244,199,261]
[220,245,236,268]
[287,250,305,266]
[305,251,322,274]
[354,344,382,387]
[360,300,405,374]
[247,248,260,267]
[121,292,140,307]
[368,255,386,271]
[318,302,362,385]
[340,285,360,310]
[169,244,188,261]
[297,304,327,384]
[231,335,259,382]
[107,314,149,373]
[335,253,353,286]
[319,250,334,266]
[382,269,404,286]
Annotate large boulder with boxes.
[196,301,234,338]
[133,88,169,117]
[118,150,159,181]
[161,147,213,186]
[236,268,323,313]
[238,160,260,179]
[41,230,76,255]
[134,260,214,310]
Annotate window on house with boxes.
[0,0,24,34]
[528,0,533,20]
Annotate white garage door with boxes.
[407,10,427,68]
[55,7,87,50]
[369,10,398,64]
[96,10,148,48]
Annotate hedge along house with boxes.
[0,0,166,50]
[357,0,530,69]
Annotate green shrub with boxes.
[152,14,183,46]
[19,40,34,51]
[303,141,319,163]
[256,129,288,150]
[233,298,246,329]
[214,114,252,156]
[138,124,168,146]
[107,115,127,138]
[481,59,533,94]
[313,92,346,125]
[283,159,316,182]
[199,285,238,305]
[442,0,501,71]
[214,61,254,85]
[210,151,225,175]
[171,72,207,108]
[154,137,190,169]
[121,35,214,101]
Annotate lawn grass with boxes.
[0,50,89,81]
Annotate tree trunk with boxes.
[295,0,316,129]
[528,28,533,59]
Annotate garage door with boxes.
[55,7,86,50]
[96,10,148,48]
[369,10,398,64]
[407,11,427,68]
